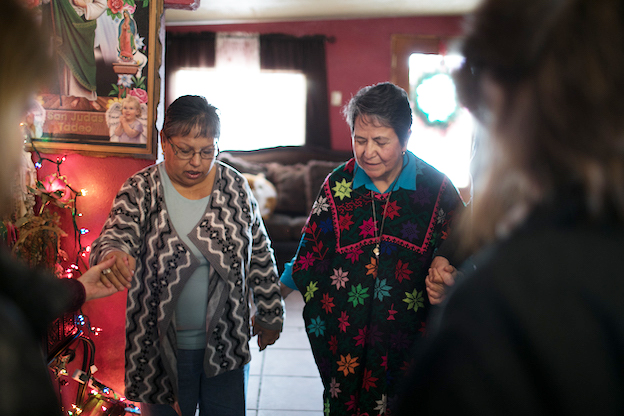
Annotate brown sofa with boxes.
[218,146,352,273]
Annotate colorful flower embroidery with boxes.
[354,326,368,347]
[361,369,378,392]
[345,395,359,411]
[338,213,355,231]
[411,186,432,206]
[312,196,330,216]
[345,247,364,264]
[320,218,333,233]
[395,259,413,283]
[374,278,391,301]
[298,252,316,271]
[332,179,353,200]
[337,354,360,376]
[403,289,425,312]
[374,394,387,415]
[305,281,319,301]
[347,283,370,307]
[383,200,401,220]
[329,378,341,398]
[400,220,420,241]
[338,311,350,332]
[321,293,335,314]
[437,208,447,224]
[307,316,326,337]
[330,268,349,289]
[365,257,378,278]
[359,217,376,238]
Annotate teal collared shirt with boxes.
[353,151,417,192]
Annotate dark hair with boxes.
[454,0,624,250]
[343,82,413,145]
[162,95,220,140]
[1,1,53,110]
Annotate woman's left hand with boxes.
[251,316,281,351]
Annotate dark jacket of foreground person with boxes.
[397,198,624,415]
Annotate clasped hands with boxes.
[425,256,458,305]
[99,250,136,291]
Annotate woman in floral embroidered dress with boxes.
[280,82,464,415]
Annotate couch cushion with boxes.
[265,162,309,216]
[218,153,268,175]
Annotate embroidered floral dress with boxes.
[291,155,463,415]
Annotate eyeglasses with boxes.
[167,138,218,160]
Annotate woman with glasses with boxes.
[90,95,284,416]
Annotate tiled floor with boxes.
[246,291,324,416]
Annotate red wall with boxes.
[168,15,465,151]
[36,153,151,397]
[42,14,465,403]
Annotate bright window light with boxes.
[172,69,306,151]
[407,53,475,189]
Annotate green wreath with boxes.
[413,71,460,129]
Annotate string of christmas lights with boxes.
[29,142,91,276]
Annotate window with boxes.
[171,68,307,151]
[391,35,475,197]
[407,53,474,189]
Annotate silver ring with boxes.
[102,268,112,275]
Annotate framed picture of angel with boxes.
[24,0,162,159]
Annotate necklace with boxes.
[371,190,393,258]
[370,161,407,257]
[368,157,406,258]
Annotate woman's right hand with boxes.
[99,250,136,291]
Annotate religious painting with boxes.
[25,0,162,159]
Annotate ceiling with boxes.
[164,0,482,26]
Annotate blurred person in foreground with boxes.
[280,82,464,415]
[0,2,122,415]
[397,0,624,414]
[90,95,284,416]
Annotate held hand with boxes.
[426,256,457,305]
[251,316,280,351]
[99,251,136,291]
[78,257,118,302]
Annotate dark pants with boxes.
[140,349,246,416]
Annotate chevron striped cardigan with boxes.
[90,162,284,405]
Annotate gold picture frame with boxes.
[27,0,163,159]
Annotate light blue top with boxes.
[280,151,418,290]
[160,164,211,350]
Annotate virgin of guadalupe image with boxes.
[118,10,137,63]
